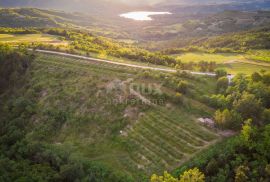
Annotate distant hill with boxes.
[0,8,96,28]
[156,0,270,15]
[0,0,130,16]
[1,0,269,15]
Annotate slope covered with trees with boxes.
[162,27,270,54]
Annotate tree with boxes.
[205,159,219,175]
[151,171,178,182]
[240,119,253,145]
[235,165,249,182]
[180,168,205,182]
[175,92,184,104]
[216,77,229,94]
[248,82,270,107]
[177,81,189,94]
[233,92,263,123]
[262,73,270,85]
[231,74,248,93]
[251,72,262,82]
[262,109,270,124]
[214,109,242,129]
[215,69,227,79]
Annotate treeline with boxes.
[0,45,134,182]
[45,28,217,71]
[163,27,270,54]
[0,27,40,34]
[4,27,217,72]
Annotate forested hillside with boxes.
[162,27,270,54]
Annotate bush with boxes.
[215,69,227,79]
[177,81,189,94]
[214,109,243,129]
[216,77,229,94]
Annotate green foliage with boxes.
[205,94,228,109]
[251,72,262,82]
[164,28,270,54]
[179,168,205,182]
[216,77,229,94]
[0,44,33,93]
[215,69,227,79]
[151,168,205,182]
[233,92,263,122]
[151,171,178,182]
[214,109,242,129]
[174,92,184,104]
[207,71,270,130]
[262,109,270,124]
[234,165,250,182]
[177,81,189,94]
[240,119,253,145]
[174,124,270,181]
[0,48,135,182]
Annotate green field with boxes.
[20,53,221,180]
[175,52,245,64]
[0,33,67,45]
[246,50,270,62]
[218,62,270,75]
[174,52,270,74]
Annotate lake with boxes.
[119,11,172,21]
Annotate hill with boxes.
[0,8,97,28]
[160,27,270,53]
[0,0,130,16]
[0,45,222,181]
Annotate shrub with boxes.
[215,69,227,79]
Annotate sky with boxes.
[117,0,254,6]
[119,0,164,6]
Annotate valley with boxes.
[0,1,270,182]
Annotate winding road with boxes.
[34,49,217,77]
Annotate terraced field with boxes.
[29,53,220,180]
[122,107,219,175]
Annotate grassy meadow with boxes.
[174,52,270,74]
[246,50,270,62]
[175,52,245,64]
[0,33,68,46]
